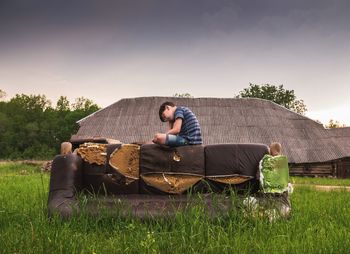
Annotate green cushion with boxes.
[260,155,289,193]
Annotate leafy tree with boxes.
[0,93,100,159]
[0,89,6,100]
[56,96,70,111]
[72,97,99,112]
[173,93,194,98]
[0,94,54,158]
[236,83,307,115]
[325,119,346,128]
[10,94,52,111]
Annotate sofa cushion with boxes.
[139,144,205,194]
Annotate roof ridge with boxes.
[77,96,319,124]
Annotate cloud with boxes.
[307,103,350,125]
[0,0,350,122]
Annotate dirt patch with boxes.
[294,184,350,192]
[0,160,48,165]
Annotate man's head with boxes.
[159,101,176,122]
[269,142,282,156]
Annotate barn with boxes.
[71,97,350,178]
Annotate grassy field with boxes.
[1,163,350,254]
[291,176,350,186]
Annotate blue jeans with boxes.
[165,134,188,147]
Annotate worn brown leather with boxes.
[48,154,83,218]
[204,143,269,194]
[139,144,205,194]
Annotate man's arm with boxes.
[166,118,182,135]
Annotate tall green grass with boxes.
[291,176,350,186]
[1,163,349,253]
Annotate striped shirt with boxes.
[174,106,202,145]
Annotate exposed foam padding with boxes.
[139,144,205,194]
[48,154,83,218]
[105,143,123,174]
[206,175,253,184]
[105,143,133,189]
[76,143,107,165]
[141,173,204,194]
[81,143,138,195]
[109,144,140,180]
[205,144,269,194]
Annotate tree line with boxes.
[0,90,99,159]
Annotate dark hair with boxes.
[159,101,175,122]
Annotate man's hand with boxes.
[153,133,166,144]
[152,134,159,143]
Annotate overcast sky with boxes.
[1,0,349,125]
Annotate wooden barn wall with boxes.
[289,162,334,177]
[289,157,350,178]
[336,157,350,178]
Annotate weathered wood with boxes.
[336,157,350,178]
[290,162,335,177]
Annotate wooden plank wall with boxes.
[336,157,350,178]
[290,157,350,178]
[289,162,335,177]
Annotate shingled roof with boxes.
[71,97,350,164]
